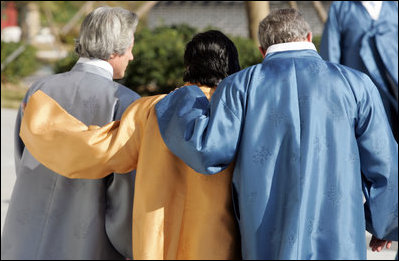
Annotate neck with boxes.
[265,41,317,56]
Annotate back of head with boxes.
[75,6,138,60]
[258,8,311,51]
[183,30,241,87]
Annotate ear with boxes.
[108,53,116,61]
[306,32,312,43]
[258,46,267,58]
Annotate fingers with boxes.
[369,239,393,252]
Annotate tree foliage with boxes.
[53,51,79,74]
[1,41,39,83]
[312,34,322,52]
[120,25,193,96]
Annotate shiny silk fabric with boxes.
[19,87,241,260]
[155,49,398,259]
[320,1,398,141]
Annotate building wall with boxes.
[148,1,248,37]
[147,1,332,38]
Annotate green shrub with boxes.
[230,36,263,70]
[53,51,79,74]
[122,24,264,96]
[38,1,85,27]
[1,41,39,83]
[313,35,322,53]
[121,25,191,96]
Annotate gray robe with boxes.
[1,63,140,260]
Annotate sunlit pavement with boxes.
[1,108,397,259]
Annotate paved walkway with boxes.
[1,108,17,237]
[1,108,397,259]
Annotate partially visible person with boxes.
[18,30,241,260]
[321,2,398,254]
[320,1,398,141]
[1,6,140,260]
[150,8,396,259]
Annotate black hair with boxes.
[183,30,241,87]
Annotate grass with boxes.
[1,82,28,109]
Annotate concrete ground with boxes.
[1,107,397,259]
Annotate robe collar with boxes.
[265,41,317,56]
[76,57,114,80]
[361,1,383,20]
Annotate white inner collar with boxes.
[77,57,114,79]
[361,1,383,20]
[266,41,317,56]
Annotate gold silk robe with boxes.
[20,87,241,260]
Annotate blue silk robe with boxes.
[320,1,398,141]
[155,48,398,259]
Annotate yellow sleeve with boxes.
[20,90,147,179]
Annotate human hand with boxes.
[369,235,392,252]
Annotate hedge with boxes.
[1,41,39,83]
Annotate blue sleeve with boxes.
[320,2,342,63]
[356,75,398,241]
[113,85,140,120]
[156,77,245,174]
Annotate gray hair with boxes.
[258,8,311,51]
[75,6,138,60]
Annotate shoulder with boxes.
[123,94,166,122]
[330,62,379,102]
[133,95,166,109]
[113,82,140,100]
[111,82,141,112]
[332,62,373,85]
[232,64,260,79]
[24,72,70,100]
[327,1,359,23]
[329,1,355,12]
[385,1,398,9]
[220,64,260,89]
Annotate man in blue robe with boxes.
[320,1,398,141]
[155,8,398,260]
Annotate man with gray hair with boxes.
[1,6,140,259]
[154,8,398,259]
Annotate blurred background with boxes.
[1,1,331,104]
[1,1,397,259]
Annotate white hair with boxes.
[75,6,138,60]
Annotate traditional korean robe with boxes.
[1,62,140,259]
[18,86,241,260]
[154,43,398,259]
[320,1,398,141]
